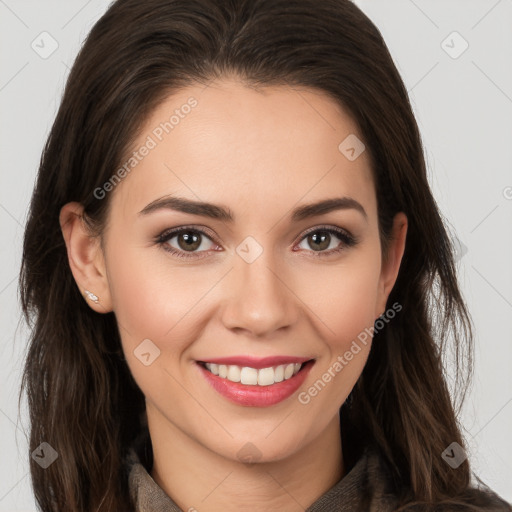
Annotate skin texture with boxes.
[60,78,407,511]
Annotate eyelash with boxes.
[155,224,358,260]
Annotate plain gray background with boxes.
[1,0,511,509]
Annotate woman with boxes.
[19,0,511,510]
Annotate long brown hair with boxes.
[19,0,509,510]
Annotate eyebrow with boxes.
[138,195,368,222]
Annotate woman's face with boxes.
[69,78,406,463]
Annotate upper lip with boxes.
[198,356,313,369]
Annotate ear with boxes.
[375,212,407,318]
[59,202,113,313]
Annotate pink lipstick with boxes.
[196,357,315,407]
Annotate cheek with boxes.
[106,246,206,403]
[104,242,184,354]
[107,235,214,332]
[296,249,382,345]
[105,241,231,380]
[293,246,381,404]
[295,258,380,415]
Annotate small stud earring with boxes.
[84,290,99,304]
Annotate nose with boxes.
[220,245,300,338]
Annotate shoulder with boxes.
[439,486,512,511]
[312,445,512,512]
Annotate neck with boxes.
[148,409,344,512]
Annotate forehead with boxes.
[111,78,377,223]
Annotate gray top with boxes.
[125,446,398,511]
[125,446,512,511]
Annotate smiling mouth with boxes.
[198,360,314,386]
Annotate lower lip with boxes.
[198,360,315,407]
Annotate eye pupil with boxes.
[178,231,201,251]
[309,231,330,251]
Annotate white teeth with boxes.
[257,367,275,386]
[240,367,258,385]
[227,365,241,382]
[204,362,304,386]
[284,363,294,380]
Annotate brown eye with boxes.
[176,231,202,251]
[306,231,332,251]
[295,226,357,257]
[157,227,219,259]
